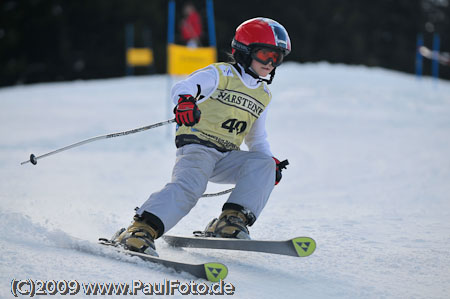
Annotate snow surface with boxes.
[1,62,450,298]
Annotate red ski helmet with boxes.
[231,17,291,57]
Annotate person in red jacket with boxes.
[180,3,203,47]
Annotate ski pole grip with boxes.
[279,159,289,170]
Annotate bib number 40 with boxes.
[221,119,247,135]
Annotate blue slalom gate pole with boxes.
[415,33,423,79]
[166,0,176,137]
[125,24,134,76]
[432,33,440,82]
[167,0,175,44]
[206,0,217,47]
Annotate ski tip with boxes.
[291,237,316,257]
[204,263,228,282]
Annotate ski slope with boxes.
[1,62,449,298]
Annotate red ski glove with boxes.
[273,157,289,185]
[174,95,201,127]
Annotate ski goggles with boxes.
[251,48,284,67]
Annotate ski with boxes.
[98,238,228,282]
[162,235,316,257]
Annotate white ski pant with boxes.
[137,144,276,234]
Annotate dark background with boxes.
[1,0,449,87]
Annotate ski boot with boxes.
[197,204,256,240]
[112,213,159,257]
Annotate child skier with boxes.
[113,17,291,256]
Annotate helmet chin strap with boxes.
[245,65,275,84]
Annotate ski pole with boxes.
[21,119,176,166]
[201,188,234,198]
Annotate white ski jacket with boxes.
[171,63,273,157]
